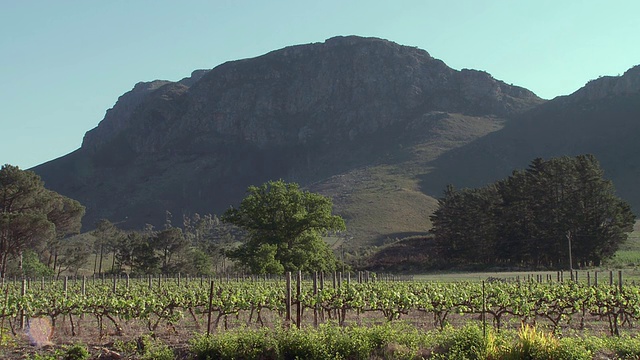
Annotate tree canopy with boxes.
[430,155,635,269]
[222,180,346,274]
[0,164,85,277]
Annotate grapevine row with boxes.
[1,277,639,337]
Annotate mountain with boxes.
[36,35,614,249]
[422,65,640,210]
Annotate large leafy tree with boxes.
[0,164,85,277]
[222,180,346,274]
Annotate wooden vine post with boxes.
[285,271,292,328]
[313,271,318,327]
[206,280,215,336]
[20,278,27,329]
[296,270,302,329]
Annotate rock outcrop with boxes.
[564,65,640,102]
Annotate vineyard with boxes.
[2,270,640,346]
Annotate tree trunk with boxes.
[98,244,104,275]
[0,253,7,279]
[53,249,59,274]
[93,250,98,275]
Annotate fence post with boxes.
[206,280,215,336]
[285,272,292,328]
[20,278,27,329]
[619,271,623,293]
[482,280,486,339]
[296,270,302,329]
[609,271,614,286]
[313,272,318,327]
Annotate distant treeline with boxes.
[430,154,635,269]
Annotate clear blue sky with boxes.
[2,0,639,169]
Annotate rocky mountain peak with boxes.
[81,70,209,152]
[565,64,640,102]
[81,36,542,158]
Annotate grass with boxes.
[603,220,640,268]
[307,113,506,251]
[340,164,437,247]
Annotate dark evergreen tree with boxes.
[431,155,635,269]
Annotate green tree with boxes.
[222,180,346,274]
[129,231,161,275]
[431,155,635,269]
[430,185,500,266]
[155,227,189,273]
[183,213,238,274]
[91,219,124,275]
[494,170,537,265]
[54,235,92,277]
[0,164,84,277]
[45,193,85,273]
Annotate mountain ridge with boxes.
[31,36,639,248]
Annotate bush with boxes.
[604,334,640,359]
[190,330,280,360]
[553,337,592,360]
[501,325,591,360]
[62,344,89,360]
[278,327,328,360]
[187,323,601,360]
[5,250,54,278]
[234,328,278,359]
[429,324,499,360]
[366,322,425,359]
[137,335,174,360]
[322,325,374,360]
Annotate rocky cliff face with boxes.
[80,36,541,159]
[564,65,640,102]
[33,36,543,234]
[82,69,209,152]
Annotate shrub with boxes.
[552,337,592,360]
[430,324,498,360]
[62,344,89,360]
[190,332,240,360]
[500,325,590,360]
[137,335,174,360]
[278,327,328,360]
[322,325,373,360]
[234,328,278,359]
[605,334,640,359]
[366,322,425,359]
